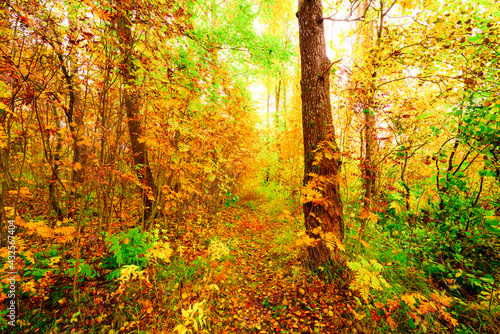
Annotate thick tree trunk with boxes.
[117,11,157,221]
[297,0,344,269]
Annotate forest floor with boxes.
[8,204,468,333]
[196,207,357,333]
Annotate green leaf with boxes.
[408,318,416,329]
[484,221,499,234]
[486,218,499,226]
[479,275,494,284]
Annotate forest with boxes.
[0,0,499,332]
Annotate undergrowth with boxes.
[1,183,499,333]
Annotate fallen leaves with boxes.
[195,209,357,333]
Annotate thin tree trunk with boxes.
[117,9,157,222]
[49,108,63,220]
[297,0,344,269]
[0,97,14,247]
[266,88,270,129]
[275,76,281,128]
[361,97,376,231]
[358,0,381,232]
[58,57,82,217]
[283,83,287,133]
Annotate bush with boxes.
[102,227,154,280]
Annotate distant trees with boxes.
[0,0,289,238]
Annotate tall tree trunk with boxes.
[0,90,14,246]
[266,87,271,129]
[283,83,287,133]
[361,95,376,231]
[358,0,380,232]
[58,57,83,217]
[117,10,157,222]
[275,75,281,128]
[49,106,63,220]
[297,0,344,269]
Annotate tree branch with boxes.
[319,58,342,79]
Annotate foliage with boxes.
[207,239,230,261]
[173,300,208,334]
[347,257,391,303]
[2,0,500,332]
[103,227,155,280]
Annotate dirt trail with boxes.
[208,210,356,334]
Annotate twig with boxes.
[319,58,342,79]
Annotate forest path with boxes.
[205,208,355,333]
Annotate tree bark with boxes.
[297,0,344,269]
[58,56,84,218]
[117,10,157,222]
[275,75,281,128]
[357,0,380,233]
[361,95,376,231]
[49,106,63,220]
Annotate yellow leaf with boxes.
[360,239,371,249]
[19,187,31,196]
[22,281,36,294]
[387,316,396,329]
[182,293,188,299]
[401,293,421,307]
[48,257,60,266]
[3,207,14,217]
[173,325,188,334]
[74,162,82,171]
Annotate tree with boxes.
[116,4,158,222]
[297,0,344,268]
[350,0,390,232]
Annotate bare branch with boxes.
[319,58,342,79]
[377,75,438,88]
[321,0,372,23]
[322,16,366,22]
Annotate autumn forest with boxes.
[1,0,499,333]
